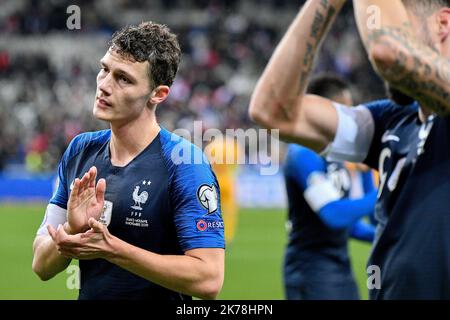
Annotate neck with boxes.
[109,108,160,167]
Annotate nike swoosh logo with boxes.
[381,132,400,143]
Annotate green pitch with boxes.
[0,205,371,300]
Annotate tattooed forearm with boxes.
[310,11,326,39]
[249,0,346,133]
[298,2,337,93]
[366,25,450,114]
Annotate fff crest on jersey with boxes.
[131,180,151,211]
[197,184,218,215]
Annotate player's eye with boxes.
[118,75,131,84]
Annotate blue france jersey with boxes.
[362,100,450,299]
[50,128,224,300]
[283,145,354,283]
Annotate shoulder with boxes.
[360,99,418,120]
[158,127,211,176]
[64,130,110,162]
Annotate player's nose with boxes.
[97,73,113,96]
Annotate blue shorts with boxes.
[285,277,360,300]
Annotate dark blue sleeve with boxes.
[48,160,68,209]
[284,145,326,191]
[169,144,225,252]
[350,219,376,242]
[48,136,84,209]
[48,132,102,209]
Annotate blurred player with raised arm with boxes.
[32,22,225,300]
[250,0,450,299]
[283,73,376,300]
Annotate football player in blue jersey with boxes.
[250,0,450,299]
[32,22,225,300]
[283,74,376,300]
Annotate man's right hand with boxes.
[66,166,106,234]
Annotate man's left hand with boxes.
[48,218,116,260]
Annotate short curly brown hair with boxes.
[109,21,181,89]
[402,0,450,16]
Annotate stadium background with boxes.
[0,0,384,299]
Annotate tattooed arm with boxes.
[353,0,450,115]
[249,0,347,152]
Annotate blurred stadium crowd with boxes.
[0,0,385,173]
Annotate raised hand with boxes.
[66,166,106,234]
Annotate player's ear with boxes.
[149,85,170,106]
[437,8,450,43]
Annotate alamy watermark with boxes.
[66,265,80,290]
[66,5,81,30]
[66,263,381,291]
[367,265,381,290]
[170,121,280,176]
[366,5,381,30]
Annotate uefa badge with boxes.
[197,184,219,215]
